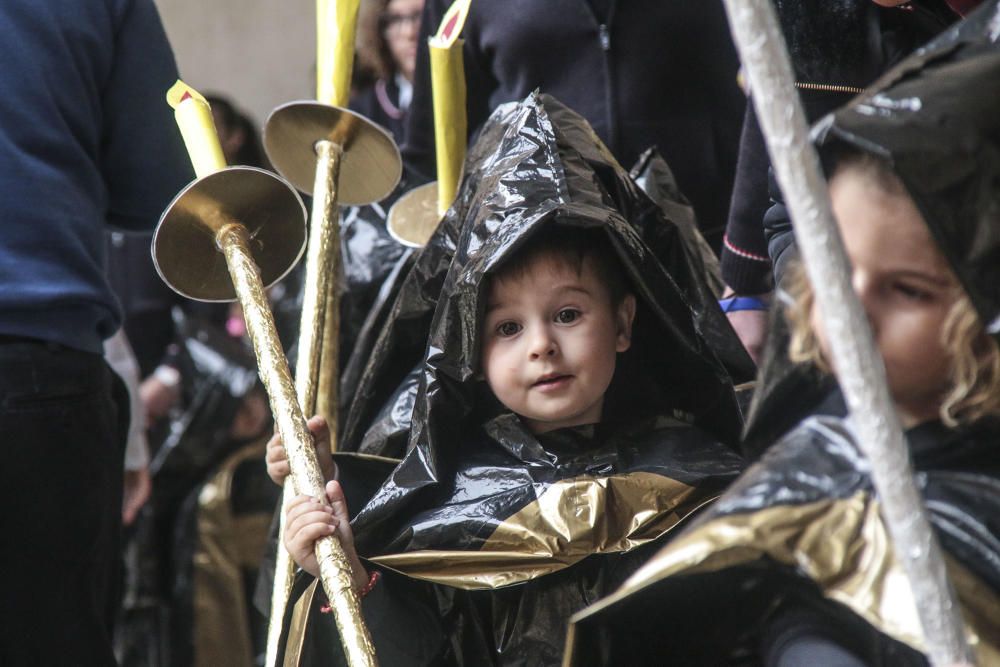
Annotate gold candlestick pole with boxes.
[313,147,342,428]
[263,0,401,659]
[159,81,379,667]
[293,140,343,432]
[264,101,396,667]
[268,139,347,667]
[153,168,377,667]
[218,224,376,667]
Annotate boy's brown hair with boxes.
[489,225,632,308]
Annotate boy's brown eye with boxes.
[497,321,521,337]
[555,309,580,324]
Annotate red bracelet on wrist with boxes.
[319,570,380,613]
[358,569,380,597]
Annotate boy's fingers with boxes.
[290,522,337,552]
[286,502,336,533]
[267,463,290,483]
[306,415,330,444]
[326,480,351,523]
[285,494,319,520]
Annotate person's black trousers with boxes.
[0,338,127,666]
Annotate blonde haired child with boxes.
[566,8,1000,666]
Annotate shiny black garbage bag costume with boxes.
[338,94,755,461]
[567,5,1000,665]
[276,92,749,666]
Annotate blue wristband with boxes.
[719,296,769,313]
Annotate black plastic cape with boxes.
[566,415,1000,665]
[277,92,747,666]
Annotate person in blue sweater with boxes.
[0,0,192,663]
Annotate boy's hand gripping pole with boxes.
[718,4,971,665]
[158,82,380,667]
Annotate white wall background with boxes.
[156,0,316,130]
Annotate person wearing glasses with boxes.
[351,0,424,142]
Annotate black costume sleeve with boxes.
[763,167,796,287]
[719,102,773,295]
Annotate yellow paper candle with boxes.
[166,81,227,179]
[316,0,361,107]
[429,0,471,216]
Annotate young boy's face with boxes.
[817,165,960,427]
[481,251,635,434]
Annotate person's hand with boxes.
[265,415,337,486]
[283,480,368,591]
[720,290,771,366]
[726,308,769,366]
[122,467,152,526]
[139,370,181,424]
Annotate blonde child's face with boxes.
[481,253,635,434]
[816,165,960,427]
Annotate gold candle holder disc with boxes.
[263,101,401,205]
[152,167,307,302]
[386,181,440,248]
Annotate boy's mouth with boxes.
[532,374,572,390]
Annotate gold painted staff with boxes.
[262,0,401,663]
[386,0,470,247]
[155,82,379,667]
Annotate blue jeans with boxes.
[0,339,127,666]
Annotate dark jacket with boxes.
[349,76,409,145]
[721,0,960,294]
[401,0,745,247]
[0,0,192,353]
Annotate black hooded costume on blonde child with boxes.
[274,92,748,666]
[566,6,1000,666]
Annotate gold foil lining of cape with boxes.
[567,491,1000,663]
[192,437,273,667]
[369,471,711,589]
[284,580,321,667]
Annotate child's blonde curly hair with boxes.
[785,247,1000,428]
[787,150,1000,426]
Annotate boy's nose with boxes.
[528,329,558,359]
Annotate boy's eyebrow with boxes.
[486,283,593,313]
[556,285,594,298]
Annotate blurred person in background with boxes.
[351,0,424,142]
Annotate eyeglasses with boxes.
[381,11,421,34]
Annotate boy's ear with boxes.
[615,294,637,353]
